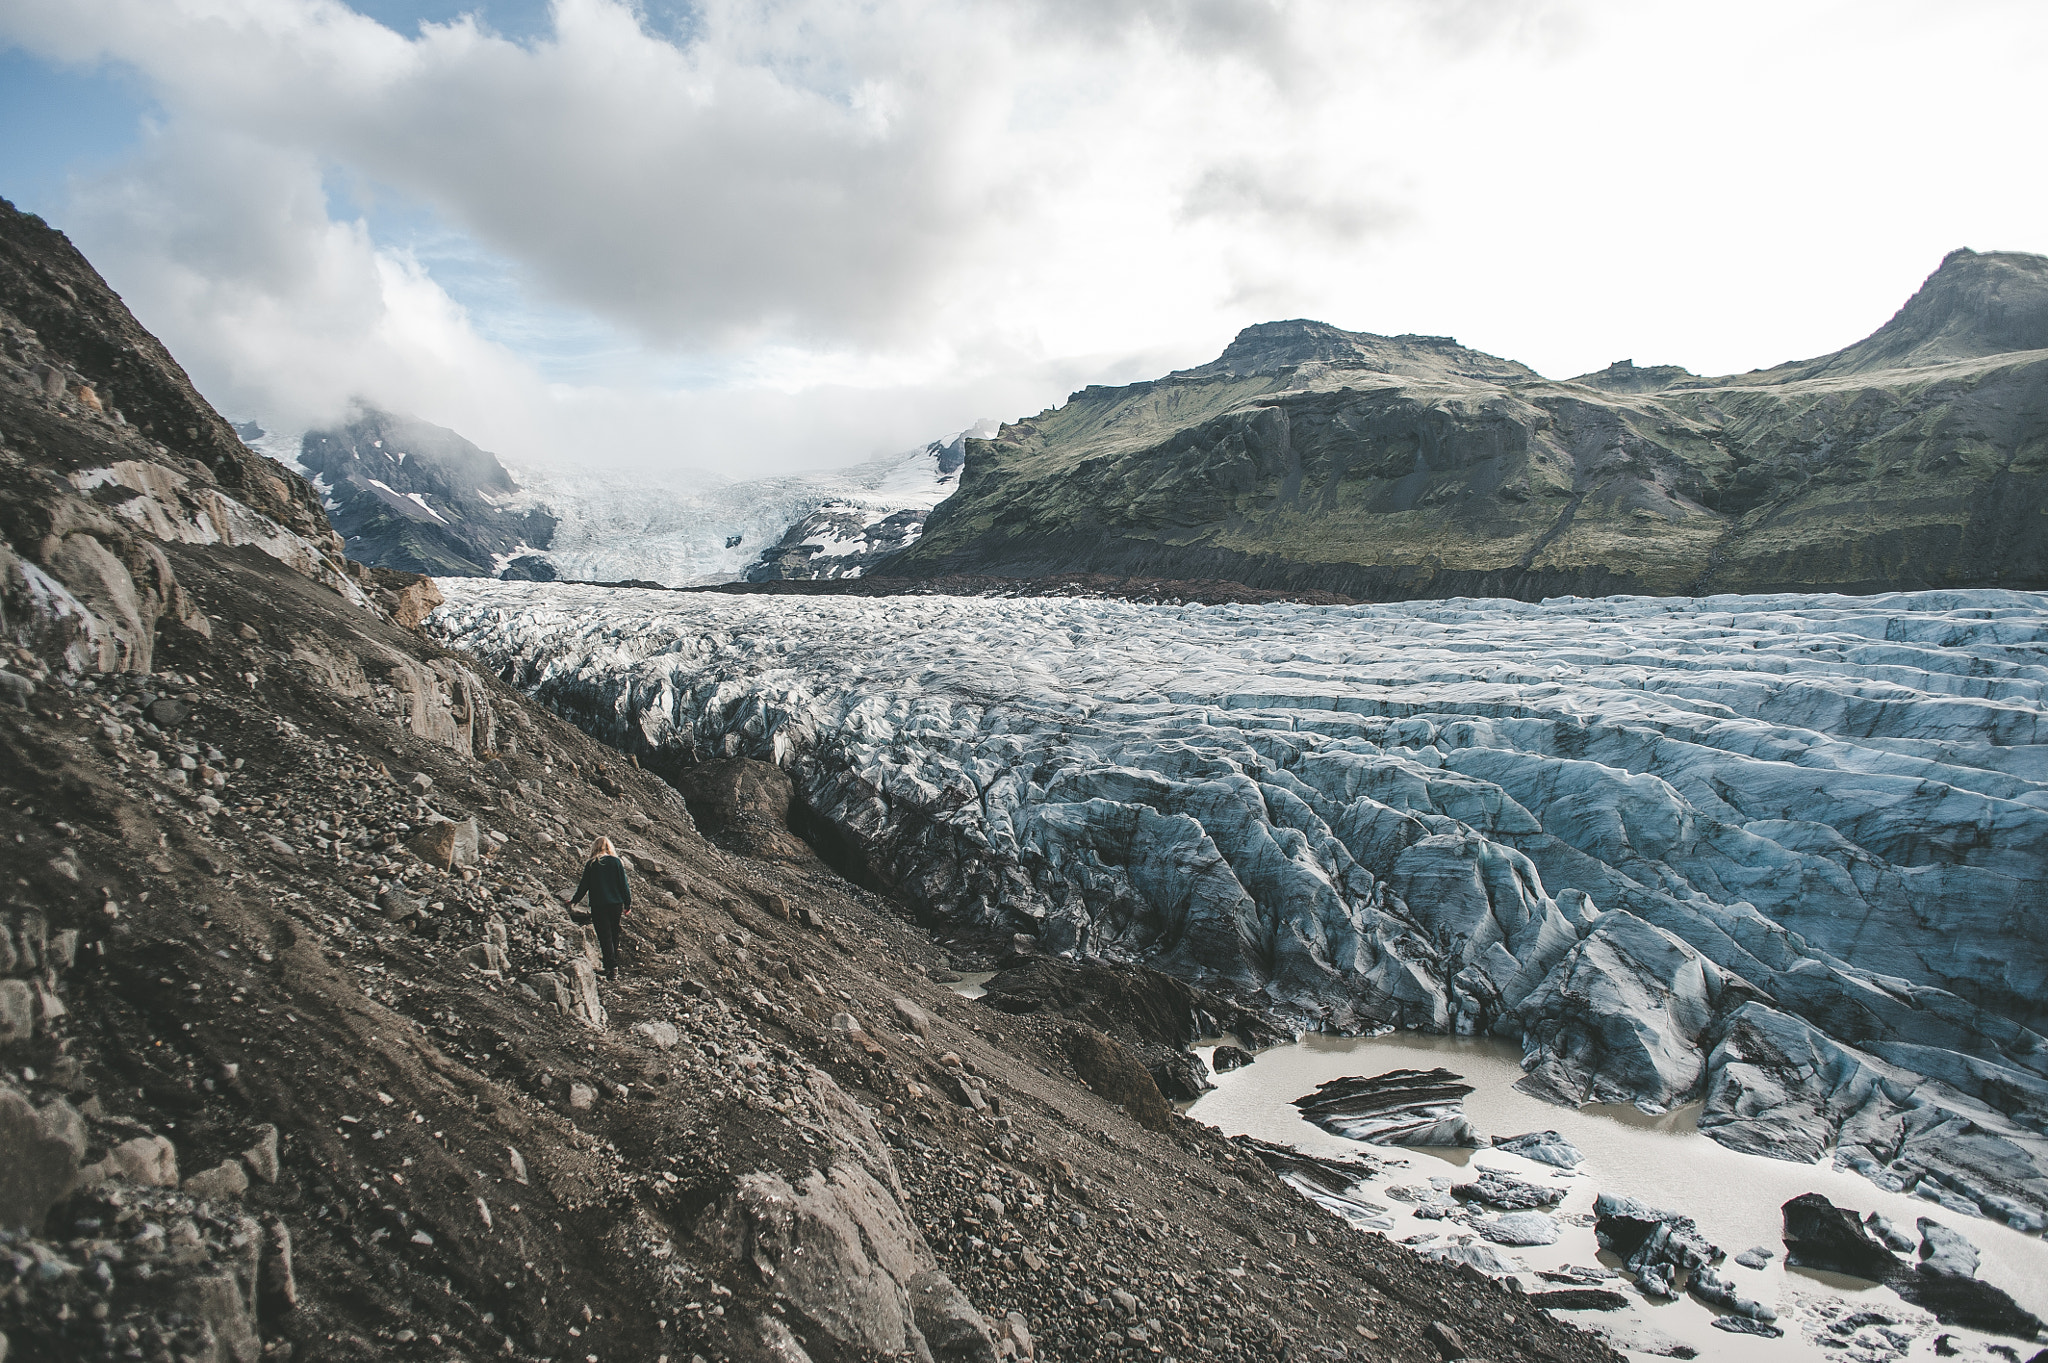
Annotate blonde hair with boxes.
[588,836,616,860]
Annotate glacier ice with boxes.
[429,582,2048,1220]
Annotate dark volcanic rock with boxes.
[1210,1044,1255,1073]
[1893,1268,2045,1339]
[1294,1068,1480,1146]
[1781,1192,1905,1282]
[1530,1288,1630,1311]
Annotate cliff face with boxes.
[889,250,2048,599]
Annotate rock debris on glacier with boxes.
[429,583,2048,1226]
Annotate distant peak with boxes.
[1184,318,1536,386]
[1786,246,2048,379]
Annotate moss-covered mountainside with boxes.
[889,250,2048,599]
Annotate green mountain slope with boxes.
[889,249,2048,599]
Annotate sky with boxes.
[2,0,2044,481]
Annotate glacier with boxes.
[427,582,2048,1224]
[502,424,987,585]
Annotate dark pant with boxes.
[592,904,623,975]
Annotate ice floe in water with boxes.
[429,584,2048,1225]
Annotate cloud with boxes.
[4,0,2045,481]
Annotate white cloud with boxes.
[4,0,2045,478]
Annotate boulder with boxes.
[633,1020,680,1050]
[0,1088,80,1230]
[891,997,931,1038]
[242,1124,280,1184]
[1686,1265,1775,1323]
[410,815,480,869]
[184,1159,250,1203]
[1595,1192,1719,1296]
[1781,1193,1901,1282]
[1210,1045,1255,1073]
[1065,1027,1172,1131]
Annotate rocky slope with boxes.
[428,581,2048,1237]
[292,406,559,578]
[887,249,2048,599]
[0,197,1624,1363]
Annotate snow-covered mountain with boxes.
[244,413,994,585]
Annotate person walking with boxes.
[568,835,631,980]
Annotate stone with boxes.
[102,1134,179,1188]
[910,1268,999,1361]
[464,941,509,974]
[1733,1245,1774,1269]
[568,959,607,1029]
[633,1020,680,1050]
[1295,1068,1479,1146]
[1000,1311,1033,1360]
[184,1159,250,1202]
[144,696,189,727]
[1479,1211,1561,1246]
[260,1217,297,1315]
[1424,1320,1467,1359]
[892,996,932,1038]
[410,814,479,869]
[1492,1130,1583,1169]
[1917,1219,1979,1279]
[0,981,31,1045]
[507,1146,529,1183]
[0,1087,80,1230]
[568,1084,597,1111]
[1210,1045,1255,1073]
[242,1124,280,1183]
[1781,1193,1902,1282]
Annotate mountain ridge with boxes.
[884,248,2048,600]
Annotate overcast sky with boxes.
[3,0,2044,479]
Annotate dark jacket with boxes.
[570,855,631,911]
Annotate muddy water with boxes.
[1186,1031,2048,1363]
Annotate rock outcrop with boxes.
[887,249,2048,600]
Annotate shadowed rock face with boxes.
[887,250,2048,600]
[1781,1192,2045,1340]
